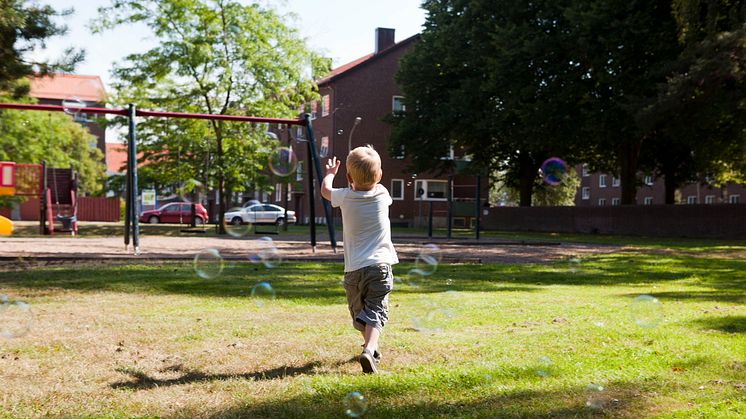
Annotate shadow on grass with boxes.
[111,358,356,390]
[692,315,746,334]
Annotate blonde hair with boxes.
[347,145,382,189]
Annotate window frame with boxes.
[581,186,590,200]
[581,165,589,177]
[612,177,620,187]
[611,197,621,206]
[644,175,654,186]
[599,174,607,188]
[686,196,697,204]
[598,198,606,206]
[705,195,715,204]
[729,194,740,204]
[321,94,330,117]
[643,196,653,205]
[414,179,448,201]
[392,95,406,114]
[391,179,404,200]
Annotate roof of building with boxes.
[29,74,106,102]
[316,34,420,85]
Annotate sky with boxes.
[30,0,427,89]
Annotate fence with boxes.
[481,204,746,239]
[0,197,120,222]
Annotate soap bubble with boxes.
[0,296,31,338]
[193,248,224,279]
[540,157,567,186]
[536,356,553,377]
[630,295,663,328]
[343,391,368,417]
[584,383,606,410]
[250,281,276,307]
[177,179,206,205]
[567,256,582,273]
[411,244,441,276]
[411,303,455,333]
[268,146,298,177]
[224,210,251,238]
[62,97,85,116]
[249,237,281,268]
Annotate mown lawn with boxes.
[0,246,744,417]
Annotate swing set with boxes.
[0,102,337,254]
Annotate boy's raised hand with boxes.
[325,156,341,176]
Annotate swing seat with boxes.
[56,214,77,231]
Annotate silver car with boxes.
[224,203,296,226]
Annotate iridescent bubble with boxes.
[413,244,441,276]
[406,268,423,287]
[343,391,368,417]
[567,256,582,273]
[540,157,567,186]
[62,97,85,116]
[268,146,298,177]
[630,294,663,328]
[411,303,455,333]
[249,237,281,268]
[537,356,553,377]
[193,248,224,279]
[0,297,31,339]
[584,383,606,410]
[224,211,251,238]
[250,281,276,307]
[177,179,206,204]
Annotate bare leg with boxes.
[363,324,380,353]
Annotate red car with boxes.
[139,202,209,224]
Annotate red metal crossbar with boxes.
[0,103,306,125]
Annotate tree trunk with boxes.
[618,139,643,205]
[518,153,535,207]
[663,171,677,204]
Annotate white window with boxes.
[393,144,405,160]
[612,197,621,206]
[598,198,606,206]
[729,194,740,204]
[309,101,317,120]
[414,180,448,201]
[581,165,589,177]
[275,183,282,202]
[440,144,455,160]
[391,179,404,200]
[644,175,653,186]
[392,96,406,114]
[321,95,330,117]
[687,196,697,204]
[644,197,653,205]
[296,126,304,140]
[705,195,715,204]
[581,187,590,200]
[612,177,620,187]
[296,160,304,181]
[599,175,607,188]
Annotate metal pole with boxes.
[40,161,47,235]
[307,141,316,251]
[475,174,481,240]
[124,149,131,250]
[447,175,453,239]
[304,114,337,253]
[428,200,433,238]
[127,104,140,255]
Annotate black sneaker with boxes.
[359,349,378,374]
[361,345,382,363]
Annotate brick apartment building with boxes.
[575,165,744,206]
[278,28,488,227]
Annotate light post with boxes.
[347,116,362,153]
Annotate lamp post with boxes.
[347,116,362,153]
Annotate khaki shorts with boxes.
[343,263,394,332]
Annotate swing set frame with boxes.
[0,102,337,254]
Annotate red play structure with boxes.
[0,161,78,235]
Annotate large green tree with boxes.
[0,0,84,97]
[95,0,328,231]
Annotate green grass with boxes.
[0,248,744,417]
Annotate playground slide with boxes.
[0,215,12,236]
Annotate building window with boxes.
[440,144,455,160]
[598,198,606,206]
[581,165,589,177]
[393,144,405,160]
[321,95,330,117]
[296,126,305,140]
[296,160,304,181]
[729,194,740,204]
[581,187,590,200]
[643,197,653,205]
[687,196,697,204]
[414,180,448,201]
[391,179,404,200]
[705,195,715,204]
[275,183,282,202]
[644,175,653,186]
[599,174,607,188]
[309,101,317,120]
[612,177,620,187]
[392,96,406,114]
[612,198,621,206]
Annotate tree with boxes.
[94,0,328,232]
[0,0,84,97]
[391,0,587,206]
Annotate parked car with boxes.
[139,202,209,224]
[224,203,296,226]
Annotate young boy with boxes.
[321,145,398,374]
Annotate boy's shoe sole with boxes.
[359,350,378,374]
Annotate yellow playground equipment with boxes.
[0,215,12,236]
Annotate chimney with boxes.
[375,28,395,54]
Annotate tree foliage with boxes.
[95,0,328,230]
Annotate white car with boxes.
[224,203,296,226]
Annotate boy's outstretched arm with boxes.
[321,156,341,202]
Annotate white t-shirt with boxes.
[330,184,399,272]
